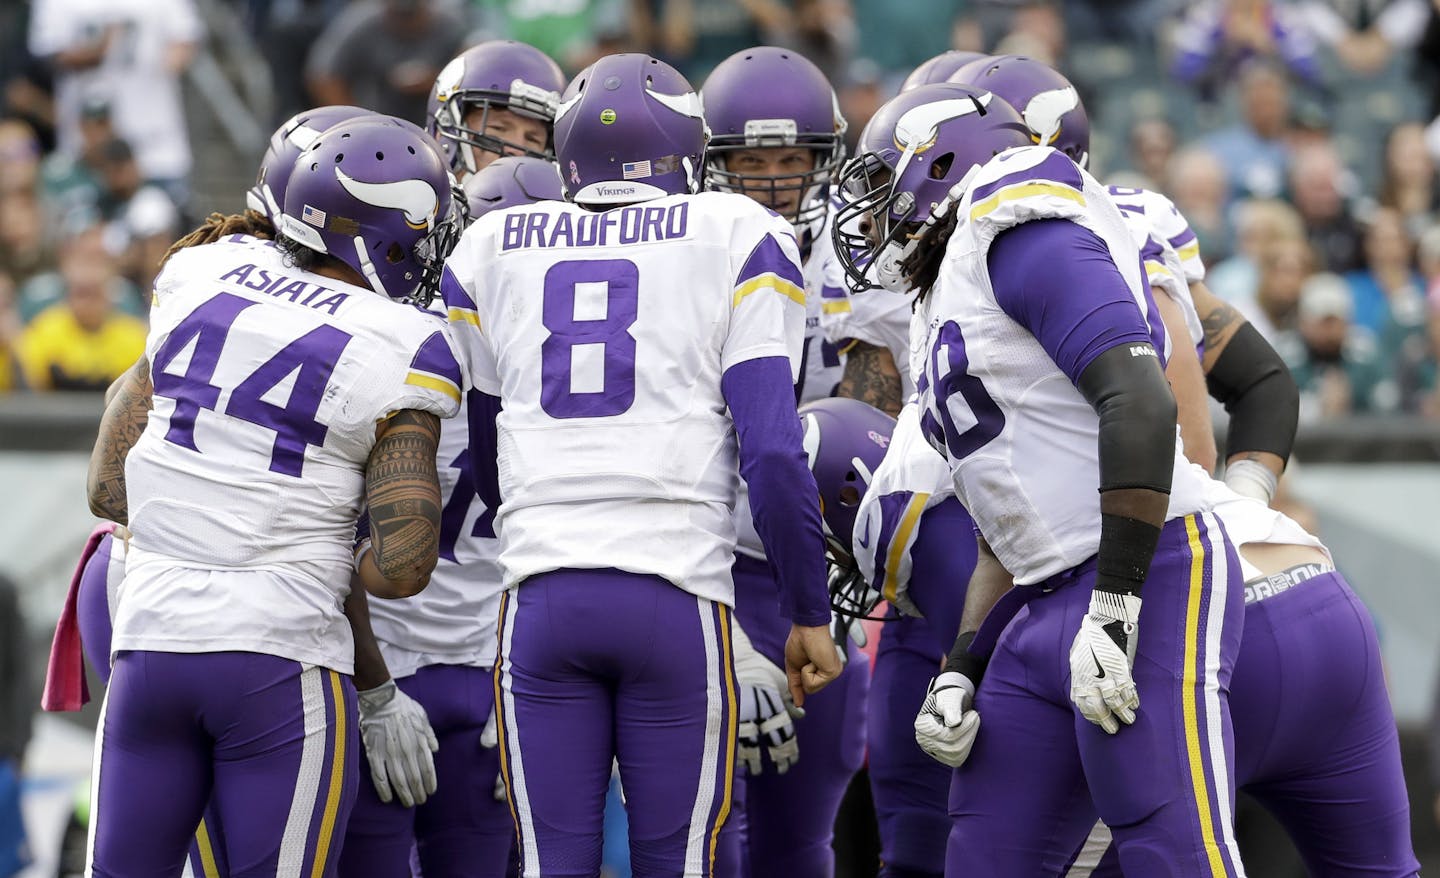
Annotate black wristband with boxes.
[1094,513,1163,597]
[942,630,989,683]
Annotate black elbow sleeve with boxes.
[1076,343,1177,495]
[1205,323,1298,463]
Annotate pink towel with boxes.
[42,522,118,711]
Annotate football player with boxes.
[83,115,464,876]
[336,155,563,878]
[837,83,1248,876]
[440,53,840,877]
[952,54,1297,503]
[700,46,869,878]
[427,40,565,179]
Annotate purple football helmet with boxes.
[247,105,374,223]
[952,54,1091,167]
[701,46,847,228]
[899,50,989,93]
[799,397,897,620]
[553,54,708,206]
[462,155,564,220]
[279,115,463,306]
[427,40,566,175]
[832,83,1029,292]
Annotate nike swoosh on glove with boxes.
[731,620,804,775]
[913,671,980,768]
[1069,589,1142,734]
[358,679,439,807]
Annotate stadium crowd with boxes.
[0,0,1433,421]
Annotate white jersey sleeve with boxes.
[852,403,955,616]
[116,237,461,673]
[442,192,805,607]
[1106,185,1205,283]
[916,146,1210,584]
[1115,202,1203,354]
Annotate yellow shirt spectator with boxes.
[17,302,146,391]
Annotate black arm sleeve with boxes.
[1205,322,1299,465]
[1076,343,1177,496]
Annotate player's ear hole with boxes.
[386,243,404,264]
[930,153,954,180]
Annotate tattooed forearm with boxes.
[88,358,153,524]
[365,409,442,592]
[837,341,904,416]
[1200,301,1244,352]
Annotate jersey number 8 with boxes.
[540,259,640,419]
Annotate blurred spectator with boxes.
[17,225,142,324]
[1389,223,1440,413]
[249,0,349,125]
[0,272,17,393]
[1279,271,1392,421]
[1,0,57,153]
[1210,198,1307,303]
[0,120,40,196]
[837,59,886,154]
[991,3,1067,66]
[1124,117,1178,192]
[1289,141,1365,273]
[1237,234,1313,340]
[473,0,633,74]
[1203,61,1294,201]
[38,94,114,218]
[1064,0,1174,47]
[1379,121,1438,238]
[1171,0,1323,94]
[1294,0,1431,76]
[652,0,793,84]
[1345,206,1423,336]
[15,226,146,392]
[27,0,202,201]
[849,0,968,85]
[307,0,468,124]
[1166,147,1233,264]
[94,138,180,293]
[0,190,53,288]
[0,573,31,876]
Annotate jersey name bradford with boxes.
[500,202,691,251]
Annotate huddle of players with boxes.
[60,30,1419,878]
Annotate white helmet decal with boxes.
[1023,87,1079,146]
[434,56,466,102]
[335,167,438,230]
[892,95,990,156]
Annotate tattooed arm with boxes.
[1191,280,1297,496]
[87,357,153,524]
[358,409,443,599]
[836,341,904,416]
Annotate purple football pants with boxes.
[495,569,737,878]
[867,498,978,878]
[948,513,1245,878]
[78,536,235,878]
[711,554,868,878]
[90,650,358,878]
[1077,570,1418,877]
[339,664,514,878]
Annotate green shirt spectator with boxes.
[1277,272,1397,422]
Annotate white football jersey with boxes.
[852,403,955,616]
[1197,474,1329,582]
[914,146,1209,585]
[443,192,807,607]
[368,394,503,678]
[1106,185,1205,284]
[117,236,463,673]
[1115,202,1203,353]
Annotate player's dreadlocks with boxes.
[900,205,960,307]
[160,210,275,268]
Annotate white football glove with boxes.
[1069,588,1143,735]
[732,621,804,774]
[358,679,439,807]
[913,671,981,768]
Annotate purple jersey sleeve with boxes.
[721,356,831,627]
[987,219,1154,386]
